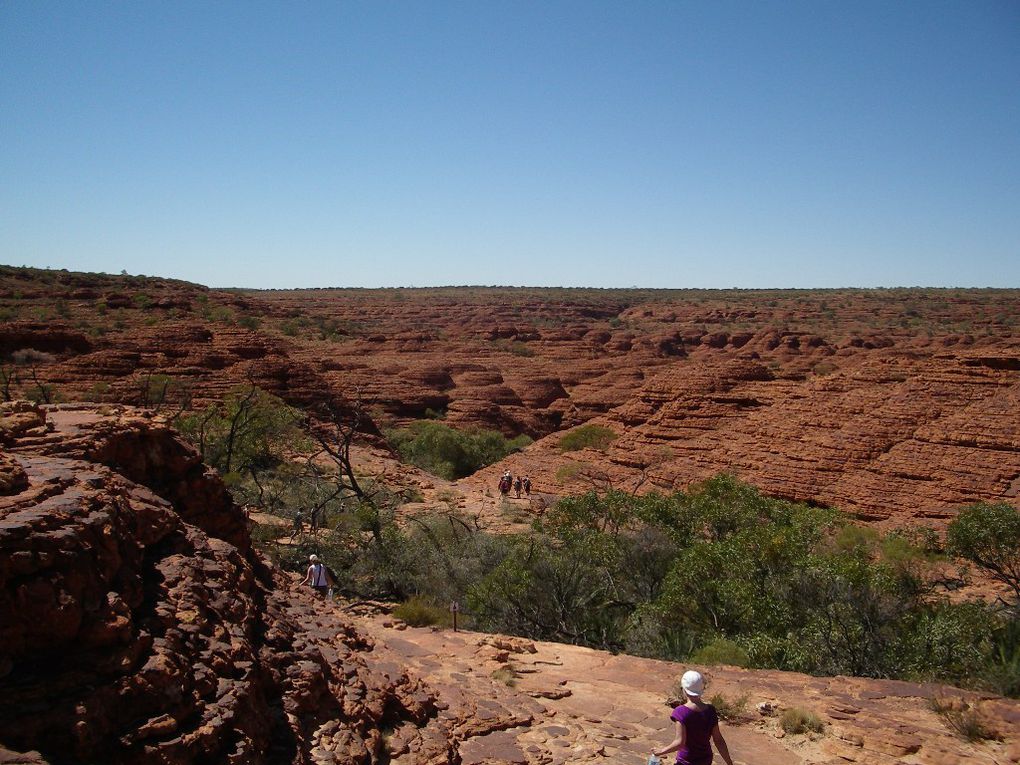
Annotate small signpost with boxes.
[450,600,460,632]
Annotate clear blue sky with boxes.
[2,1,1018,288]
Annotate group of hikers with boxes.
[498,469,532,498]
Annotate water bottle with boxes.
[648,756,661,765]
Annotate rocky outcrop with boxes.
[472,351,1020,523]
[0,406,452,764]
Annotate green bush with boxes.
[691,638,749,667]
[947,502,1020,603]
[982,617,1020,697]
[176,385,305,476]
[709,692,749,721]
[558,424,617,452]
[393,595,452,627]
[555,462,585,483]
[386,421,531,479]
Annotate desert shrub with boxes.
[929,696,998,742]
[709,692,749,721]
[981,617,1020,697]
[135,372,192,412]
[201,304,234,324]
[238,314,261,330]
[88,381,111,401]
[250,521,288,547]
[469,533,632,646]
[558,424,617,452]
[393,595,452,627]
[491,666,517,686]
[555,462,584,483]
[386,421,531,479]
[402,486,425,503]
[780,707,824,735]
[492,338,535,357]
[691,638,749,667]
[508,341,534,357]
[812,361,837,376]
[470,490,679,650]
[831,523,879,554]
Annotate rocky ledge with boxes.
[0,404,450,765]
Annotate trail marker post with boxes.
[450,600,460,632]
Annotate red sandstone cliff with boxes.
[0,404,448,765]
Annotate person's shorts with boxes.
[313,585,329,597]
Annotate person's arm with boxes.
[711,724,734,765]
[299,565,312,585]
[652,720,686,758]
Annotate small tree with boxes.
[136,371,192,416]
[948,502,1020,607]
[9,349,57,403]
[176,383,304,479]
[0,363,17,401]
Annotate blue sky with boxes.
[2,1,1018,289]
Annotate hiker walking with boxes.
[651,670,735,765]
[522,476,531,496]
[513,475,523,498]
[300,554,334,598]
[499,470,512,497]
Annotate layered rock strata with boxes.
[3,267,1020,524]
[0,405,451,764]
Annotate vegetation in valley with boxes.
[385,420,532,479]
[235,409,1020,699]
[557,423,617,452]
[929,696,1000,742]
[168,388,1019,698]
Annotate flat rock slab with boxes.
[350,616,1019,765]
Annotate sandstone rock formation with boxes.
[2,267,1019,524]
[474,349,1020,524]
[0,405,451,764]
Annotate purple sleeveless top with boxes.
[670,704,718,765]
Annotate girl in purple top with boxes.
[652,670,735,765]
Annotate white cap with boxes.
[681,670,704,697]
[309,554,319,562]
